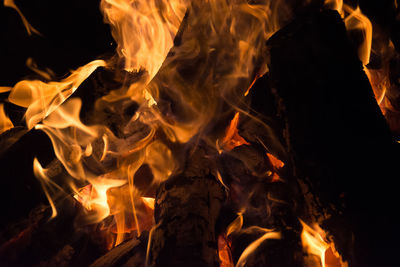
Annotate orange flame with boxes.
[2,0,295,250]
[219,112,250,152]
[343,5,373,66]
[8,60,106,129]
[300,220,348,267]
[0,104,13,134]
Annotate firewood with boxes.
[90,234,147,267]
[148,145,226,267]
[266,9,400,267]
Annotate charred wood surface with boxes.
[149,146,226,267]
[267,9,400,267]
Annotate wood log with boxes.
[90,234,147,267]
[266,9,400,267]
[148,145,226,267]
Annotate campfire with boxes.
[1,0,399,266]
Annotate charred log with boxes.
[148,145,226,267]
[266,9,400,267]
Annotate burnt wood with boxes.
[148,145,226,267]
[267,9,400,267]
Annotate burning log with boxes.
[148,145,226,267]
[266,9,400,267]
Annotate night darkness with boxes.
[0,0,114,232]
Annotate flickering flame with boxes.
[33,158,59,219]
[300,220,348,267]
[141,197,155,210]
[3,0,40,35]
[236,228,281,267]
[1,0,304,251]
[8,60,106,129]
[100,0,187,82]
[218,112,250,152]
[0,104,13,134]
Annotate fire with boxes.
[219,112,250,152]
[3,0,40,35]
[300,220,348,267]
[100,0,187,83]
[343,5,372,66]
[325,1,393,116]
[1,0,393,263]
[8,60,106,129]
[0,104,13,134]
[236,228,281,267]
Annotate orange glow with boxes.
[100,0,187,82]
[0,103,13,134]
[219,112,250,152]
[141,197,155,210]
[1,0,310,251]
[266,152,284,169]
[218,235,234,267]
[300,220,348,267]
[343,5,373,66]
[266,153,284,182]
[324,0,343,14]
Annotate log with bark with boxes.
[266,9,400,267]
[148,144,226,267]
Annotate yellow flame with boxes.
[4,0,294,249]
[33,158,59,219]
[8,60,106,129]
[142,197,155,210]
[300,220,348,267]
[100,0,187,82]
[0,103,13,134]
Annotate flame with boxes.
[300,220,348,267]
[141,197,155,210]
[100,0,187,82]
[343,5,373,66]
[218,235,234,267]
[236,228,281,267]
[219,112,250,152]
[0,104,13,134]
[3,0,40,35]
[2,0,294,250]
[324,0,343,14]
[33,158,59,219]
[8,60,106,129]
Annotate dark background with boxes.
[0,0,114,230]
